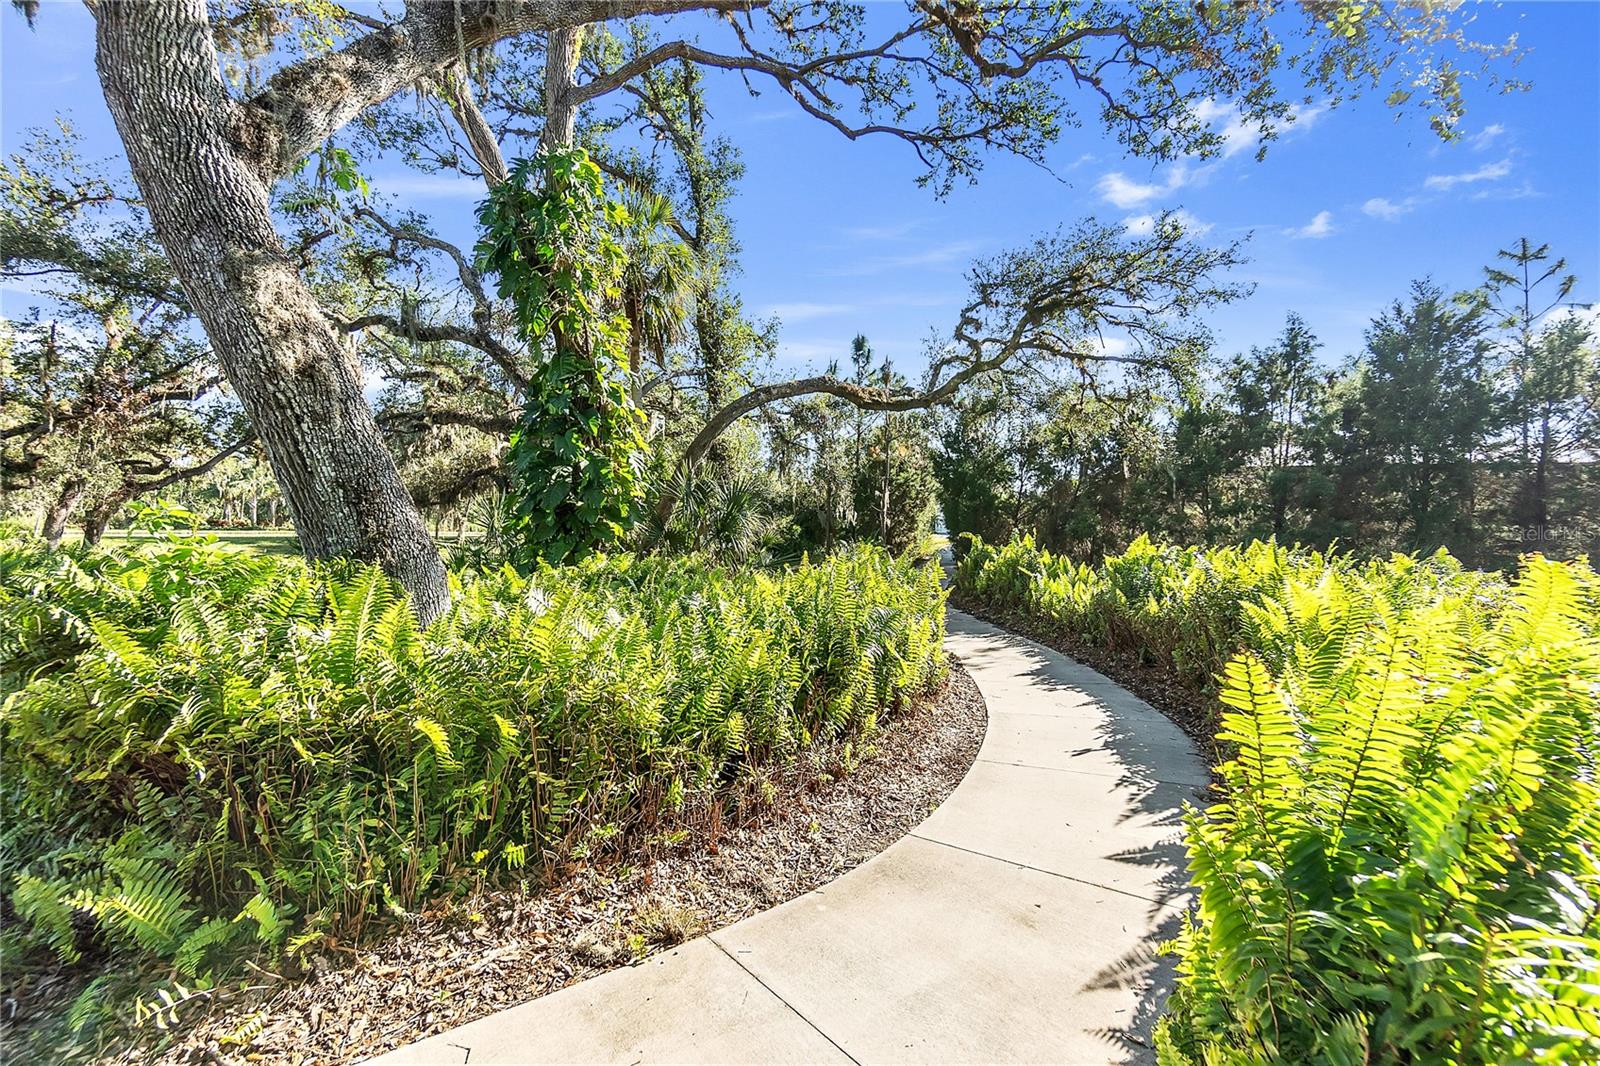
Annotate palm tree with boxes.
[615,190,697,406]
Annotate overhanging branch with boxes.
[128,432,257,492]
[241,0,761,180]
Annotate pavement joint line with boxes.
[975,756,1207,789]
[908,832,1166,905]
[705,934,862,1066]
[954,674,1133,692]
[984,708,1128,718]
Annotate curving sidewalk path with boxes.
[370,610,1208,1066]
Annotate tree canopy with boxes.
[0,0,1534,610]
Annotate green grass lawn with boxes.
[67,527,492,558]
[66,528,303,556]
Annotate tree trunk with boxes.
[626,308,644,407]
[1269,471,1288,539]
[92,2,449,623]
[541,26,585,151]
[879,420,892,547]
[1533,406,1553,533]
[43,478,86,549]
[81,495,124,548]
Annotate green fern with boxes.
[958,533,1600,1065]
[2,529,945,1023]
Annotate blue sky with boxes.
[4,2,1597,379]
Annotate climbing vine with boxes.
[476,149,647,566]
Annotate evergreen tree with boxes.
[1483,239,1581,534]
[1227,314,1324,538]
[1356,283,1498,552]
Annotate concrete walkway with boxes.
[370,610,1207,1066]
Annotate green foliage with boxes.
[1167,555,1600,1065]
[956,533,1600,1063]
[932,384,1019,553]
[0,122,245,541]
[1,533,945,994]
[1358,282,1498,548]
[127,498,202,536]
[849,416,940,556]
[955,532,1504,694]
[294,145,369,197]
[646,466,789,565]
[476,149,648,566]
[935,244,1599,567]
[764,347,941,558]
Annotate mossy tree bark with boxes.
[91,1,453,619]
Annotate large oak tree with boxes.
[76,0,1518,620]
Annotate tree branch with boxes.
[129,432,256,492]
[346,205,530,391]
[434,62,508,186]
[654,216,1247,528]
[378,406,516,437]
[338,311,527,392]
[240,0,760,179]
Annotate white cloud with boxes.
[1088,335,1133,360]
[1362,196,1416,221]
[1097,172,1168,209]
[368,172,486,199]
[1122,210,1212,237]
[1096,162,1197,208]
[841,220,924,241]
[739,108,798,125]
[1193,99,1255,159]
[824,239,982,277]
[1424,158,1511,191]
[1287,102,1328,132]
[1539,303,1600,332]
[1286,210,1335,239]
[777,340,847,366]
[1190,98,1328,160]
[1471,180,1538,202]
[1469,123,1507,151]
[758,302,856,323]
[760,293,954,325]
[1121,214,1157,237]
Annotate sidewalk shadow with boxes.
[948,609,1203,1065]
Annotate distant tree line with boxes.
[935,239,1599,569]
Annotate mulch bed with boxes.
[29,657,987,1066]
[949,594,1223,768]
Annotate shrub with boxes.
[953,532,1508,693]
[955,533,1600,1063]
[1164,556,1600,1064]
[0,534,946,989]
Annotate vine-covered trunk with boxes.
[92,1,449,623]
